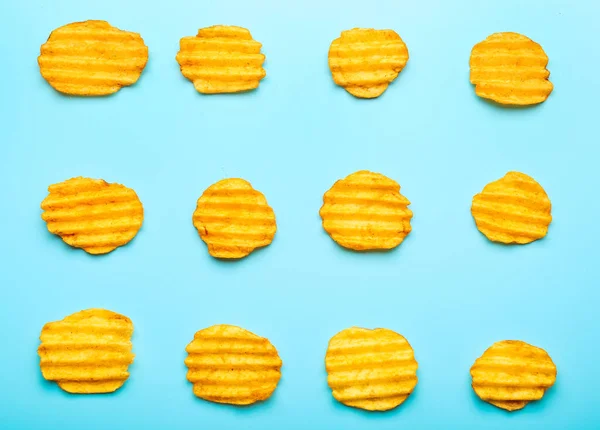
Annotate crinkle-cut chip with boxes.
[38,20,148,96]
[325,327,418,411]
[319,170,413,251]
[176,25,266,94]
[471,171,552,244]
[41,177,144,255]
[184,324,282,405]
[38,309,135,394]
[470,32,553,105]
[328,28,409,98]
[192,178,276,259]
[471,340,557,411]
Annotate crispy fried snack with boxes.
[41,177,144,254]
[471,171,551,244]
[176,25,266,94]
[38,20,148,96]
[38,309,135,394]
[192,178,276,259]
[185,325,282,405]
[328,28,409,98]
[470,32,553,105]
[471,340,557,411]
[325,327,418,411]
[319,170,412,251]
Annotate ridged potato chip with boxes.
[470,32,552,105]
[319,170,412,251]
[328,28,409,98]
[176,25,266,94]
[41,177,144,254]
[38,309,135,394]
[471,340,557,411]
[192,178,276,259]
[471,171,551,244]
[38,20,148,96]
[185,324,282,405]
[325,327,418,411]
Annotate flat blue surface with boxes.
[1,0,599,428]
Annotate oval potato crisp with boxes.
[185,325,282,405]
[41,177,144,254]
[176,25,266,94]
[38,20,148,96]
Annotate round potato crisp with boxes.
[471,171,552,244]
[38,309,135,394]
[320,170,412,251]
[192,178,276,259]
[325,327,418,411]
[470,32,553,105]
[328,28,409,98]
[471,340,557,411]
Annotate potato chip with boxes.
[471,340,557,411]
[470,32,553,105]
[328,28,409,98]
[325,327,418,411]
[471,171,551,244]
[319,170,412,251]
[41,177,144,254]
[38,20,148,96]
[192,178,276,259]
[176,25,266,94]
[38,309,135,394]
[185,324,282,405]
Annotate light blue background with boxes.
[1,0,598,428]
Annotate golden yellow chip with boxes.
[185,324,282,405]
[471,171,551,244]
[328,28,409,98]
[192,178,276,259]
[471,340,557,411]
[38,20,148,96]
[325,327,418,411]
[470,32,553,105]
[319,170,412,251]
[41,177,144,255]
[38,309,135,394]
[176,25,266,94]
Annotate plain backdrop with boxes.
[0,0,599,429]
